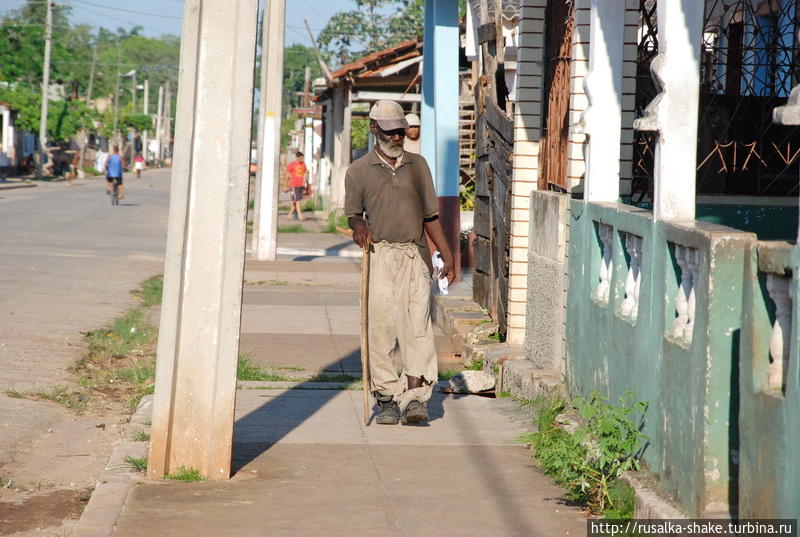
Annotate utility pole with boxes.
[164,81,172,161]
[143,79,149,164]
[36,0,53,178]
[156,85,164,163]
[131,70,137,110]
[251,0,286,261]
[86,44,97,107]
[112,46,122,146]
[303,65,311,108]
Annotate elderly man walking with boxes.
[345,100,455,425]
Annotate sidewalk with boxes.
[77,233,588,537]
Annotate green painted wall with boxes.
[738,243,800,518]
[565,200,754,516]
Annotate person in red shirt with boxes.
[284,151,308,221]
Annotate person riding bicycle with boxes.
[105,146,125,199]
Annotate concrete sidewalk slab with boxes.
[239,333,361,372]
[111,386,587,537]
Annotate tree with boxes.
[283,44,322,111]
[317,0,424,65]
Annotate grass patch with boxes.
[603,480,636,519]
[323,212,349,233]
[520,392,647,516]
[0,476,11,488]
[465,358,484,371]
[5,390,23,398]
[32,387,89,412]
[248,199,255,210]
[278,224,308,233]
[125,456,148,472]
[438,369,461,380]
[133,431,150,442]
[237,354,288,381]
[267,365,305,371]
[303,198,323,212]
[305,373,359,383]
[278,204,290,211]
[486,331,506,342]
[130,275,163,308]
[166,466,205,482]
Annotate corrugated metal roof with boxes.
[330,39,422,80]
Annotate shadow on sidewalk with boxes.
[231,353,448,474]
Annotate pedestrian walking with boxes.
[284,151,308,221]
[404,113,421,154]
[345,100,455,425]
[105,145,125,199]
[134,153,144,178]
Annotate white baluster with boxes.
[673,246,690,338]
[621,233,643,319]
[766,273,792,392]
[684,248,699,342]
[631,236,642,318]
[596,224,613,305]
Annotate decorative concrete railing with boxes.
[739,241,800,518]
[566,200,755,517]
[620,233,643,319]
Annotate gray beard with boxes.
[377,138,404,159]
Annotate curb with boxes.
[276,246,362,258]
[72,396,154,537]
[0,183,37,191]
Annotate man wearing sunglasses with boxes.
[345,100,455,426]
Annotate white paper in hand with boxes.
[432,251,449,296]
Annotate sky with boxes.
[0,0,355,46]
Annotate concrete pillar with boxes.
[577,0,625,202]
[251,0,286,261]
[147,0,258,481]
[422,0,461,275]
[1,108,10,155]
[633,0,704,220]
[330,86,351,210]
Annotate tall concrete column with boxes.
[633,0,704,220]
[422,0,461,274]
[251,0,286,261]
[147,0,259,481]
[578,0,625,203]
[330,86,351,210]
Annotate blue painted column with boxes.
[422,0,461,277]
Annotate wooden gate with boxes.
[472,1,514,335]
[540,0,574,190]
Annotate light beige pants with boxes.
[366,242,437,411]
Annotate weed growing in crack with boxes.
[520,391,647,517]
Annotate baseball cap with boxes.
[405,113,420,127]
[369,100,409,131]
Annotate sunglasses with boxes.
[377,125,407,138]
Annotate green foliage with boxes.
[324,211,349,233]
[486,331,505,342]
[318,0,425,65]
[460,182,476,210]
[131,275,163,308]
[0,1,179,136]
[125,456,148,472]
[133,431,150,442]
[166,466,205,482]
[237,354,286,382]
[438,369,461,380]
[351,118,370,150]
[521,392,648,515]
[282,44,322,112]
[466,358,484,371]
[281,112,299,147]
[278,224,309,233]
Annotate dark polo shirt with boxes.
[345,150,439,271]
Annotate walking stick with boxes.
[360,243,371,425]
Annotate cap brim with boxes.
[376,118,410,131]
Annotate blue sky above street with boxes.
[0,0,354,45]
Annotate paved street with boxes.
[0,171,171,535]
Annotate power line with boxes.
[67,0,181,20]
